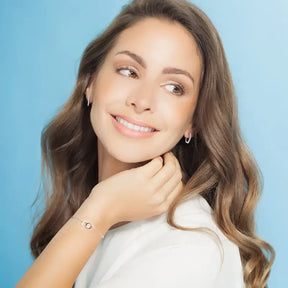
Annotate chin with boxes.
[112,152,155,164]
[107,146,163,164]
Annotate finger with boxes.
[164,151,175,165]
[169,151,184,182]
[166,179,184,203]
[150,152,176,188]
[165,151,180,171]
[159,168,182,201]
[170,151,181,171]
[137,155,163,179]
[158,180,184,213]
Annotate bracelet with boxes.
[72,216,105,239]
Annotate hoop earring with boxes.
[185,132,192,144]
[87,94,90,107]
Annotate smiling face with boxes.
[86,17,202,163]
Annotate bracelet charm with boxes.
[82,221,93,229]
[72,216,105,239]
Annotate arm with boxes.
[16,152,183,288]
[15,195,113,288]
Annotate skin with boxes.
[15,18,203,288]
[86,17,202,182]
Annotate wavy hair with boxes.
[30,0,274,287]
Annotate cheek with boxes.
[93,68,127,102]
[166,103,194,132]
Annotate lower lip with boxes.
[111,115,159,139]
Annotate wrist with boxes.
[73,192,114,236]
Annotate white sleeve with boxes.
[97,239,222,288]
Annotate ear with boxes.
[85,85,93,103]
[184,123,194,138]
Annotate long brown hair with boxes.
[30,0,274,287]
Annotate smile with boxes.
[115,116,156,132]
[111,114,158,139]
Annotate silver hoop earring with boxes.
[185,132,192,144]
[87,94,90,107]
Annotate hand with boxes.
[89,152,184,226]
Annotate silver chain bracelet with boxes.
[72,216,105,239]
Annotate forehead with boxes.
[108,17,202,80]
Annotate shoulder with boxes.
[141,193,230,246]
[134,194,244,286]
[126,194,228,268]
[91,195,244,287]
[169,194,243,261]
[96,195,243,287]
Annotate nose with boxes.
[126,82,155,113]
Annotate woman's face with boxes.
[86,17,202,163]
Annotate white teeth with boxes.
[115,116,155,132]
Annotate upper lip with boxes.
[112,114,159,131]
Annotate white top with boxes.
[75,194,245,288]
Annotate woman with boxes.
[16,0,274,287]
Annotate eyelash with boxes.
[115,66,186,96]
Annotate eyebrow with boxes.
[115,50,195,85]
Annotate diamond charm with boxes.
[81,221,93,229]
[72,216,104,238]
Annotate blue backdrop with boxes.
[0,0,287,287]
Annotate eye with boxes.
[165,83,185,96]
[116,66,185,96]
[116,66,138,79]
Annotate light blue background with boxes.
[0,0,287,287]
